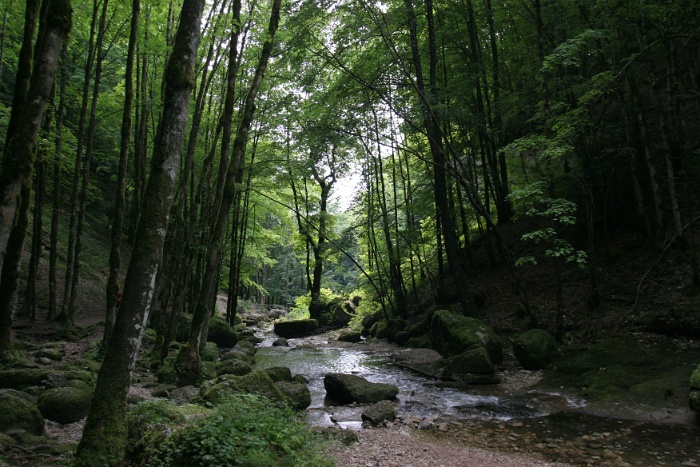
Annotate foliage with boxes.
[138,394,332,467]
[285,288,341,322]
[509,185,587,268]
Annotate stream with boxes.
[253,330,700,465]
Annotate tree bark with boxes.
[74,0,205,462]
[0,0,72,358]
[178,0,282,385]
[105,0,140,344]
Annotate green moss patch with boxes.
[538,334,700,411]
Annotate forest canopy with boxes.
[0,0,699,460]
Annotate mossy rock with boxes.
[361,400,396,427]
[34,348,63,362]
[394,331,411,346]
[405,324,424,338]
[405,337,431,348]
[429,310,503,364]
[444,348,495,378]
[157,351,179,385]
[199,371,286,405]
[370,320,387,339]
[274,319,319,338]
[215,359,252,377]
[220,349,254,366]
[207,317,239,348]
[275,381,311,411]
[337,330,362,343]
[323,373,399,404]
[0,369,51,389]
[233,339,256,357]
[540,334,700,409]
[0,390,44,435]
[386,318,406,342]
[0,431,14,451]
[200,342,219,362]
[201,361,217,382]
[38,386,93,424]
[690,363,700,412]
[262,366,293,383]
[512,329,558,370]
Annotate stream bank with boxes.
[255,328,700,466]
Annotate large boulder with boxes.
[215,359,252,377]
[361,400,396,427]
[262,366,293,383]
[0,368,94,390]
[512,329,558,370]
[275,381,311,411]
[337,330,362,343]
[323,373,398,404]
[429,310,503,364]
[691,363,700,413]
[274,319,319,338]
[38,386,93,424]
[199,371,285,405]
[443,348,498,383]
[0,390,44,435]
[207,317,239,348]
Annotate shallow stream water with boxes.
[253,330,700,465]
[253,331,584,429]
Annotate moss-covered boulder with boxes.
[207,317,239,348]
[274,319,319,338]
[690,363,700,412]
[0,390,44,435]
[429,310,503,364]
[199,371,286,405]
[405,337,431,348]
[275,381,311,411]
[393,331,411,346]
[0,368,94,390]
[262,366,293,383]
[34,348,63,362]
[361,400,396,427]
[362,311,383,337]
[215,359,252,377]
[38,386,93,424]
[337,330,362,343]
[443,348,498,383]
[369,320,387,339]
[323,373,399,404]
[200,341,219,362]
[512,329,558,370]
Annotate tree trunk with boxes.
[105,0,140,344]
[177,0,281,386]
[0,0,72,359]
[49,44,68,321]
[59,0,98,323]
[74,0,205,463]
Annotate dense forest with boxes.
[1,0,699,464]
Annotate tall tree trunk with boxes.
[105,0,140,344]
[405,0,478,316]
[66,0,110,325]
[60,0,98,322]
[0,0,72,359]
[49,44,68,321]
[74,0,205,462]
[177,0,282,387]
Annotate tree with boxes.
[0,0,72,358]
[74,0,206,462]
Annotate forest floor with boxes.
[5,221,700,465]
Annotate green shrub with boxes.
[141,394,332,467]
